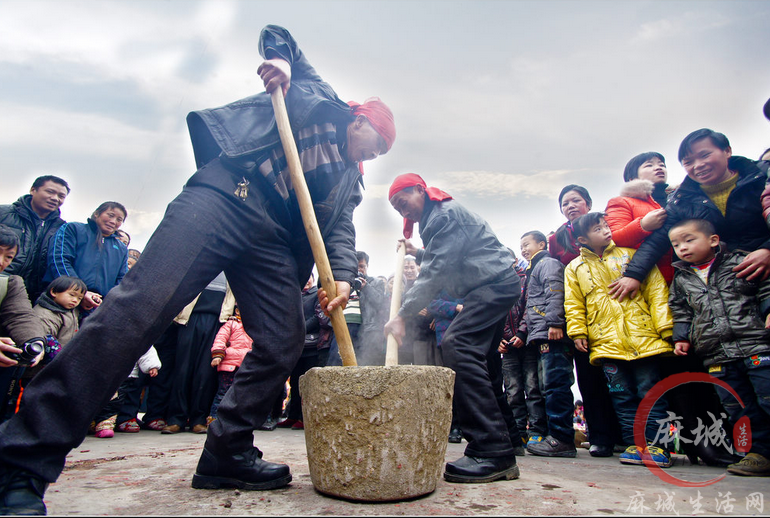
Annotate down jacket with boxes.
[0,195,65,300]
[210,318,253,372]
[565,242,673,366]
[521,251,566,344]
[669,248,770,367]
[604,179,675,284]
[624,156,770,282]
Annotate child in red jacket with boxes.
[208,305,252,422]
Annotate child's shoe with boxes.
[619,445,672,468]
[526,434,544,450]
[116,419,141,433]
[142,418,167,431]
[290,421,304,430]
[727,453,770,477]
[94,416,116,439]
[527,435,577,457]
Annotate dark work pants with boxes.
[117,374,149,425]
[0,158,310,482]
[141,324,179,424]
[502,345,547,440]
[166,312,220,429]
[574,349,623,447]
[439,274,520,459]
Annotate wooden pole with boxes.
[270,88,357,366]
[385,242,406,366]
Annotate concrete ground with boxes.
[44,428,769,516]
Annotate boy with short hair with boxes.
[668,218,770,477]
[564,213,674,468]
[519,230,577,458]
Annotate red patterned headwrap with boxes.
[388,173,452,238]
[348,97,396,152]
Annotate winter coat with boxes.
[549,223,580,266]
[427,289,464,346]
[45,219,128,297]
[401,199,517,318]
[0,274,44,345]
[186,24,361,287]
[0,195,65,300]
[624,156,770,282]
[130,346,161,378]
[669,248,770,367]
[33,297,79,346]
[604,179,675,284]
[211,318,253,372]
[174,282,235,326]
[565,242,673,366]
[522,251,566,344]
[502,263,528,343]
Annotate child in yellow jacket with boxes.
[564,212,674,468]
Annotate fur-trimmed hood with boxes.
[619,179,655,200]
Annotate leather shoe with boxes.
[192,447,292,490]
[448,428,463,443]
[0,467,48,515]
[191,424,208,434]
[444,455,519,483]
[161,424,182,434]
[589,444,614,457]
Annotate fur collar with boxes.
[620,179,654,200]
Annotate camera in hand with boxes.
[353,275,365,292]
[9,339,45,367]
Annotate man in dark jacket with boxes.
[0,176,69,302]
[385,173,521,484]
[610,128,770,301]
[0,25,395,514]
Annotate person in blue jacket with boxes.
[45,201,128,313]
[0,24,395,514]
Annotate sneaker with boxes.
[0,467,48,515]
[142,418,167,431]
[527,435,577,458]
[116,419,141,433]
[526,434,544,449]
[619,445,672,468]
[727,453,770,477]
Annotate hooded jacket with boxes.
[604,179,675,284]
[33,291,79,346]
[669,248,770,367]
[399,198,517,318]
[211,317,253,372]
[521,250,567,344]
[0,195,65,300]
[45,219,128,297]
[565,242,673,366]
[623,156,770,282]
[186,24,362,286]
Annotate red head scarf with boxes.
[348,97,396,153]
[388,173,452,238]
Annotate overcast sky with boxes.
[1,0,769,279]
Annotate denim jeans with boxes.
[600,356,668,446]
[502,344,546,439]
[710,357,770,458]
[209,371,236,420]
[536,340,575,444]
